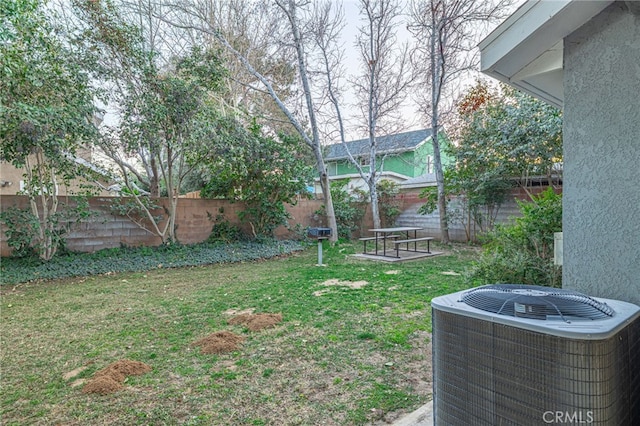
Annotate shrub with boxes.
[377,180,401,227]
[319,180,367,240]
[207,208,242,242]
[468,188,562,287]
[0,206,41,257]
[0,198,94,260]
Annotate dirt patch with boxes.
[94,359,152,381]
[192,331,245,354]
[82,359,152,395]
[320,279,368,289]
[82,375,124,395]
[441,271,461,276]
[385,270,400,275]
[228,313,283,331]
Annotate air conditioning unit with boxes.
[432,284,640,426]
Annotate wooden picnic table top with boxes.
[368,227,422,233]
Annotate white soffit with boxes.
[479,0,614,108]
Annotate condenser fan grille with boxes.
[461,284,614,320]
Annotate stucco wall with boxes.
[563,3,640,305]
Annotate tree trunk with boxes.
[431,122,449,243]
[315,144,338,243]
[149,156,160,197]
[370,181,381,229]
[429,3,450,244]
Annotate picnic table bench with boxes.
[392,236,434,258]
[362,227,429,258]
[359,235,400,255]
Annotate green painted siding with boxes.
[326,133,453,179]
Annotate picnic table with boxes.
[360,226,433,258]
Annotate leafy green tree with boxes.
[453,82,562,190]
[321,180,368,240]
[200,122,314,238]
[74,0,230,244]
[376,179,401,228]
[437,81,562,239]
[0,0,98,260]
[110,48,227,244]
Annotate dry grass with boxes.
[0,242,477,425]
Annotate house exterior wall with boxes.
[0,162,24,195]
[330,150,421,178]
[326,136,450,180]
[563,2,640,305]
[0,154,112,197]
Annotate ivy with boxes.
[0,240,305,285]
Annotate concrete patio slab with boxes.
[352,251,443,263]
[392,400,433,425]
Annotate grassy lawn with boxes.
[1,241,479,425]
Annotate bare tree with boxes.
[160,0,340,241]
[408,0,512,243]
[351,0,415,229]
[315,0,414,230]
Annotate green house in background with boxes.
[322,128,451,192]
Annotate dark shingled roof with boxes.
[325,129,433,161]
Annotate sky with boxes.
[98,0,526,143]
[332,0,525,142]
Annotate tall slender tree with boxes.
[352,0,414,229]
[408,0,512,243]
[311,0,414,230]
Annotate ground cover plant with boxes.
[0,240,304,285]
[1,242,478,425]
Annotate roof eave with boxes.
[325,136,432,162]
[479,0,613,108]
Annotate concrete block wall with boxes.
[1,186,557,255]
[0,195,324,256]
